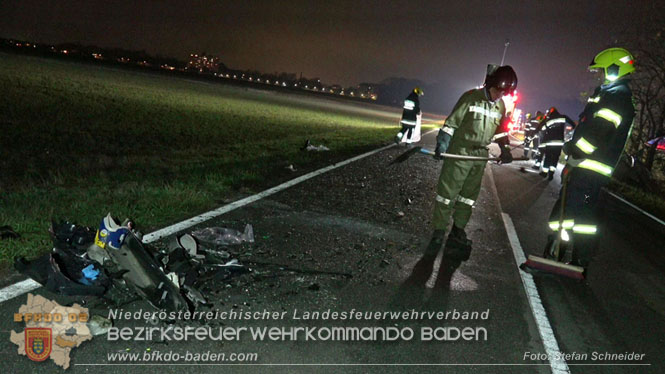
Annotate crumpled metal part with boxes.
[99,219,188,313]
[16,215,250,314]
[50,220,96,251]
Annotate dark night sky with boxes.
[0,0,655,116]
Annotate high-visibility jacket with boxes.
[525,118,542,140]
[439,88,507,155]
[525,119,538,133]
[401,92,421,126]
[541,112,575,148]
[533,115,547,143]
[563,79,635,177]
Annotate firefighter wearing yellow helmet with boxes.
[394,87,424,144]
[543,47,636,272]
[424,65,516,262]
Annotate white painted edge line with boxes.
[0,279,42,304]
[140,141,397,243]
[0,129,439,304]
[501,213,571,374]
[486,166,569,374]
[605,190,665,227]
[142,127,437,242]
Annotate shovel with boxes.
[391,146,528,165]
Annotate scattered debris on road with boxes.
[14,215,251,315]
[300,139,330,152]
[192,224,254,246]
[87,315,113,336]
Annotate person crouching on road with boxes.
[425,65,517,262]
[395,87,424,144]
[543,48,636,272]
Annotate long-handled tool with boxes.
[520,172,585,280]
[391,146,529,165]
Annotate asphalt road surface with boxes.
[492,146,665,374]
[2,131,663,373]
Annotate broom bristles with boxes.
[521,255,585,280]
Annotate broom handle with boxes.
[419,148,529,161]
[554,172,569,259]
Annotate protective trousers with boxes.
[547,168,606,266]
[398,123,415,142]
[531,136,540,158]
[534,142,546,167]
[432,154,486,230]
[523,137,531,158]
[542,145,562,176]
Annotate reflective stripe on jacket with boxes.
[401,92,421,124]
[565,80,635,177]
[441,88,506,155]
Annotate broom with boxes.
[520,172,585,280]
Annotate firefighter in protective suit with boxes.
[523,113,533,158]
[539,107,576,180]
[544,47,635,270]
[524,110,544,158]
[532,111,547,168]
[395,87,424,144]
[426,65,517,261]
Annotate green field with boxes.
[0,52,436,265]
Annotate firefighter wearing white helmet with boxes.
[543,47,636,271]
[424,65,516,262]
[395,87,424,144]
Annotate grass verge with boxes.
[0,52,437,265]
[607,180,665,222]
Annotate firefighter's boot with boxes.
[443,226,472,261]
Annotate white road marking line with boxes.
[143,127,437,243]
[0,279,41,304]
[141,142,397,242]
[501,214,570,374]
[1,129,439,304]
[487,166,570,374]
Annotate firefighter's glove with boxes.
[499,145,513,164]
[434,128,452,160]
[434,144,444,160]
